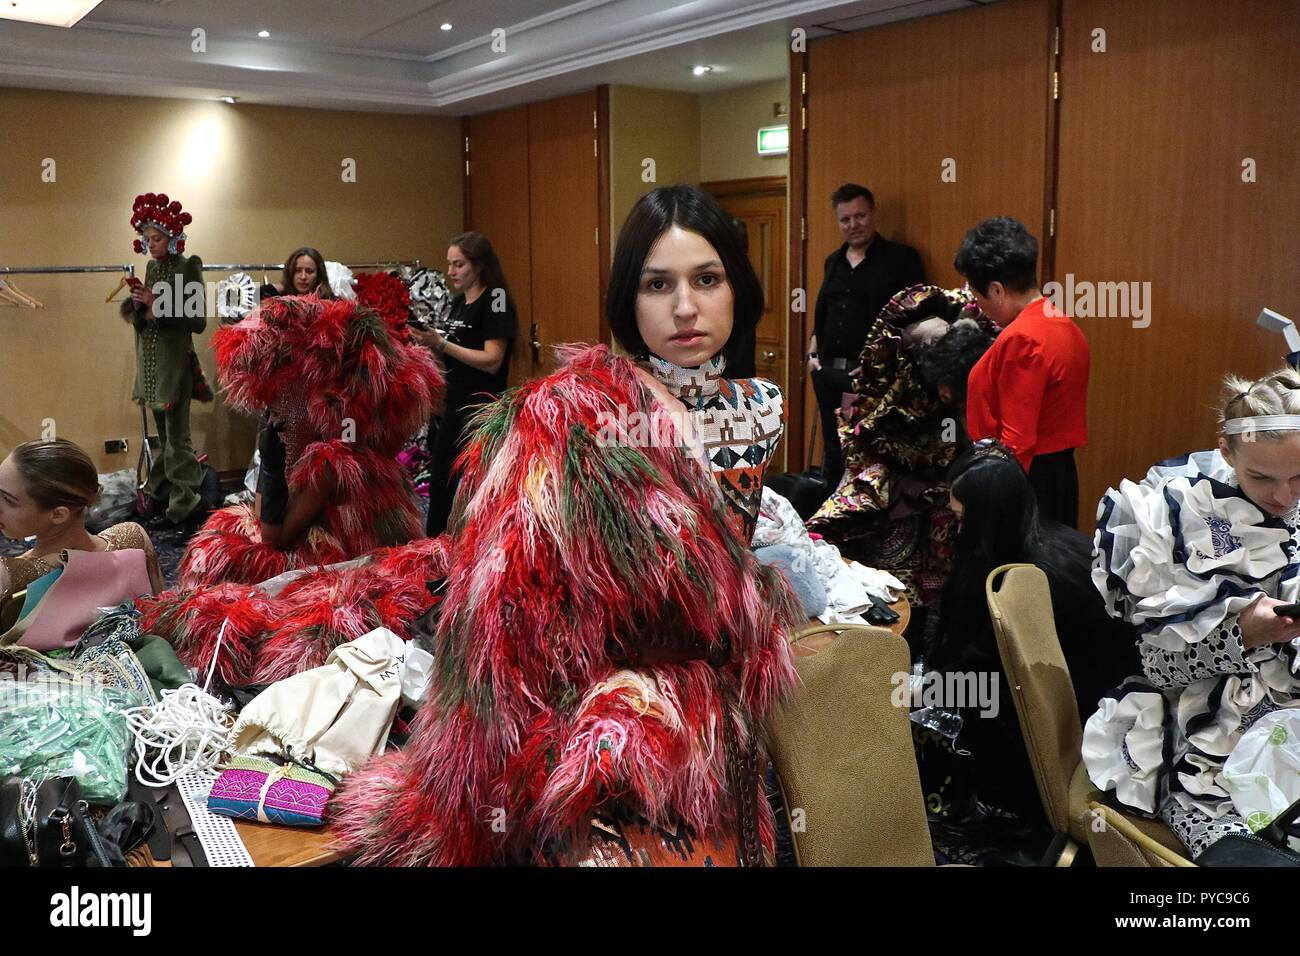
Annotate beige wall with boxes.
[608,81,791,237]
[699,79,790,183]
[608,85,701,240]
[0,88,462,473]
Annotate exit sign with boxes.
[757,125,789,156]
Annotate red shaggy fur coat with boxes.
[177,295,442,588]
[329,346,802,866]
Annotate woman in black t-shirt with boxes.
[411,232,518,536]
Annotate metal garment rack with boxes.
[0,264,136,276]
[0,259,424,276]
[200,260,422,272]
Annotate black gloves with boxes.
[256,421,289,525]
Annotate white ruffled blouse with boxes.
[1083,450,1300,819]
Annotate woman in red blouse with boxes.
[954,217,1089,526]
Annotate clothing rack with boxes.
[200,260,422,272]
[0,260,424,276]
[0,264,136,276]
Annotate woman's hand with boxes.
[411,327,445,353]
[130,284,157,315]
[1238,594,1300,648]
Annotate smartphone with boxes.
[1272,602,1300,617]
[125,276,144,289]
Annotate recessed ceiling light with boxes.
[440,23,452,31]
[219,96,238,105]
[692,65,713,77]
[0,0,104,28]
[258,29,270,38]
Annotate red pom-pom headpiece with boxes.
[131,192,191,255]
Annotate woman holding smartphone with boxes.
[410,232,517,536]
[1084,366,1300,858]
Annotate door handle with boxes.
[530,322,541,364]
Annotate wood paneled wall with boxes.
[1056,0,1300,516]
[805,0,1053,290]
[797,0,1055,473]
[464,90,606,385]
[796,0,1299,525]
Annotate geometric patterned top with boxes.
[649,354,784,543]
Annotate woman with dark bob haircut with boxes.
[606,185,763,359]
[602,184,783,541]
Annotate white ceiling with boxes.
[0,0,989,114]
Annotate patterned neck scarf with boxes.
[644,352,783,542]
[646,353,726,405]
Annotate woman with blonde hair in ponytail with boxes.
[1082,367,1300,859]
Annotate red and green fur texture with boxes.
[138,537,449,686]
[177,294,443,588]
[329,346,803,865]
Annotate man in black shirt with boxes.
[807,183,925,488]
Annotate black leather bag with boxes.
[1199,796,1300,867]
[0,775,115,867]
[763,416,831,522]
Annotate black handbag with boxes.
[763,415,831,521]
[1199,796,1300,868]
[0,775,115,867]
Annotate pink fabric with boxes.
[13,548,151,651]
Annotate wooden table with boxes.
[791,594,910,657]
[132,818,346,868]
[133,573,910,867]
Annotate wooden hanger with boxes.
[105,274,131,303]
[0,278,41,308]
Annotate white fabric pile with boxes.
[753,486,904,625]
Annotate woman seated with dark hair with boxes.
[914,440,1138,863]
[330,184,801,867]
[259,247,336,300]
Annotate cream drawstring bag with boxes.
[207,628,407,826]
[231,627,407,777]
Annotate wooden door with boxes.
[1056,0,1300,521]
[465,104,534,387]
[527,91,604,376]
[705,176,790,470]
[800,0,1055,468]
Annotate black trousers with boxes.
[425,398,474,537]
[811,365,854,489]
[1027,448,1079,528]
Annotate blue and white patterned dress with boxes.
[1083,449,1300,856]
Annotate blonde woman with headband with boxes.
[1082,367,1300,859]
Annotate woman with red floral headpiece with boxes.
[120,192,211,532]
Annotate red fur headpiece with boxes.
[213,295,443,455]
[131,192,191,255]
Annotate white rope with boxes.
[122,620,235,787]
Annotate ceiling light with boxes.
[258,29,270,38]
[0,0,104,28]
[219,96,238,105]
[440,23,452,31]
[692,65,713,77]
